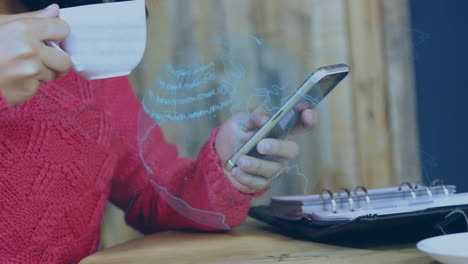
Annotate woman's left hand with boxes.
[215,109,317,194]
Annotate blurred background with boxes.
[100,0,468,248]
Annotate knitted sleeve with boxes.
[98,76,255,233]
[0,92,10,112]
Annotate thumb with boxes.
[0,4,59,23]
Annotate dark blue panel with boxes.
[410,0,468,191]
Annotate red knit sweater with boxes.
[0,71,253,263]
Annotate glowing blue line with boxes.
[137,120,158,174]
[165,62,215,77]
[142,99,233,123]
[150,179,230,230]
[265,164,309,195]
[220,55,245,80]
[248,35,263,46]
[159,73,216,90]
[145,83,234,105]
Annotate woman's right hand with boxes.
[0,4,71,106]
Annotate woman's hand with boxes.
[215,109,317,194]
[0,4,71,106]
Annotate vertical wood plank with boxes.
[346,0,394,188]
[192,0,229,123]
[382,0,421,184]
[139,0,182,148]
[222,0,260,113]
[300,0,359,192]
[276,0,325,195]
[222,0,270,204]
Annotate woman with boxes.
[0,1,316,263]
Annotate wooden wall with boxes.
[100,0,421,248]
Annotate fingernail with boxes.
[259,141,271,153]
[46,4,56,9]
[238,156,250,168]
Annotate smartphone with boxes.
[225,64,350,171]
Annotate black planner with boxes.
[249,183,468,245]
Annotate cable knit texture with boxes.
[0,71,254,263]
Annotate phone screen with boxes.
[247,68,349,158]
[274,73,347,137]
[226,64,349,170]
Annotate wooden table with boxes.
[80,218,436,264]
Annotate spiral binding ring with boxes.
[316,181,450,215]
[430,179,450,196]
[398,182,416,199]
[425,186,433,198]
[442,185,449,196]
[416,181,433,198]
[320,189,336,213]
[353,186,371,207]
[338,188,354,212]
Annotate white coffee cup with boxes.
[57,0,147,80]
